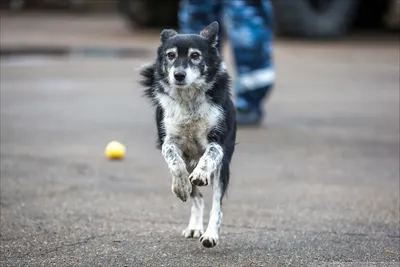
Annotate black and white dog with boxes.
[140,21,236,248]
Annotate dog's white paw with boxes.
[189,168,210,186]
[200,232,219,248]
[182,228,204,238]
[171,170,192,202]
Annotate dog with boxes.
[140,21,237,248]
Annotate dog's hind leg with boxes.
[200,160,229,248]
[182,185,204,238]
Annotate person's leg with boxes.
[223,0,275,125]
[178,0,224,52]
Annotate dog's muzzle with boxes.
[174,71,186,84]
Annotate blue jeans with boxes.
[179,0,275,114]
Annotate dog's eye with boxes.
[167,52,176,60]
[190,52,200,60]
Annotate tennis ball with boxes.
[105,141,126,160]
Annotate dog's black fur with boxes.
[140,21,236,248]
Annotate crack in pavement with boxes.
[38,234,107,256]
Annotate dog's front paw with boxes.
[189,168,210,186]
[171,170,192,202]
[182,228,204,238]
[200,232,219,248]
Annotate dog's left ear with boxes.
[200,21,219,47]
[160,29,178,43]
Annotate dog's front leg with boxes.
[189,142,224,186]
[188,142,224,248]
[161,140,192,202]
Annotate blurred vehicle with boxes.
[3,0,114,11]
[5,0,86,10]
[273,0,399,38]
[117,0,400,38]
[117,0,179,28]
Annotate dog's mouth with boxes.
[174,81,188,87]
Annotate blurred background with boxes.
[1,0,400,36]
[1,0,399,266]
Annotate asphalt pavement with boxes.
[0,13,399,267]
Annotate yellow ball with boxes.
[105,141,126,160]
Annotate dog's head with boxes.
[156,21,221,90]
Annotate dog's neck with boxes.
[169,84,208,110]
[173,86,200,100]
[156,84,212,117]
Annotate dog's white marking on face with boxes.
[184,67,200,85]
[188,48,202,64]
[168,66,201,88]
[200,167,223,248]
[188,48,201,56]
[182,186,204,238]
[165,47,177,57]
[168,65,176,85]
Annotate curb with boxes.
[0,45,151,58]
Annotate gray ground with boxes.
[0,13,399,267]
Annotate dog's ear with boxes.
[160,29,178,43]
[200,21,219,47]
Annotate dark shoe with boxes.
[234,83,273,126]
[235,106,264,126]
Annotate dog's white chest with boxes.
[162,99,221,159]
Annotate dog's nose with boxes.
[174,71,186,82]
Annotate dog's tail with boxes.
[139,63,155,88]
[139,63,157,104]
